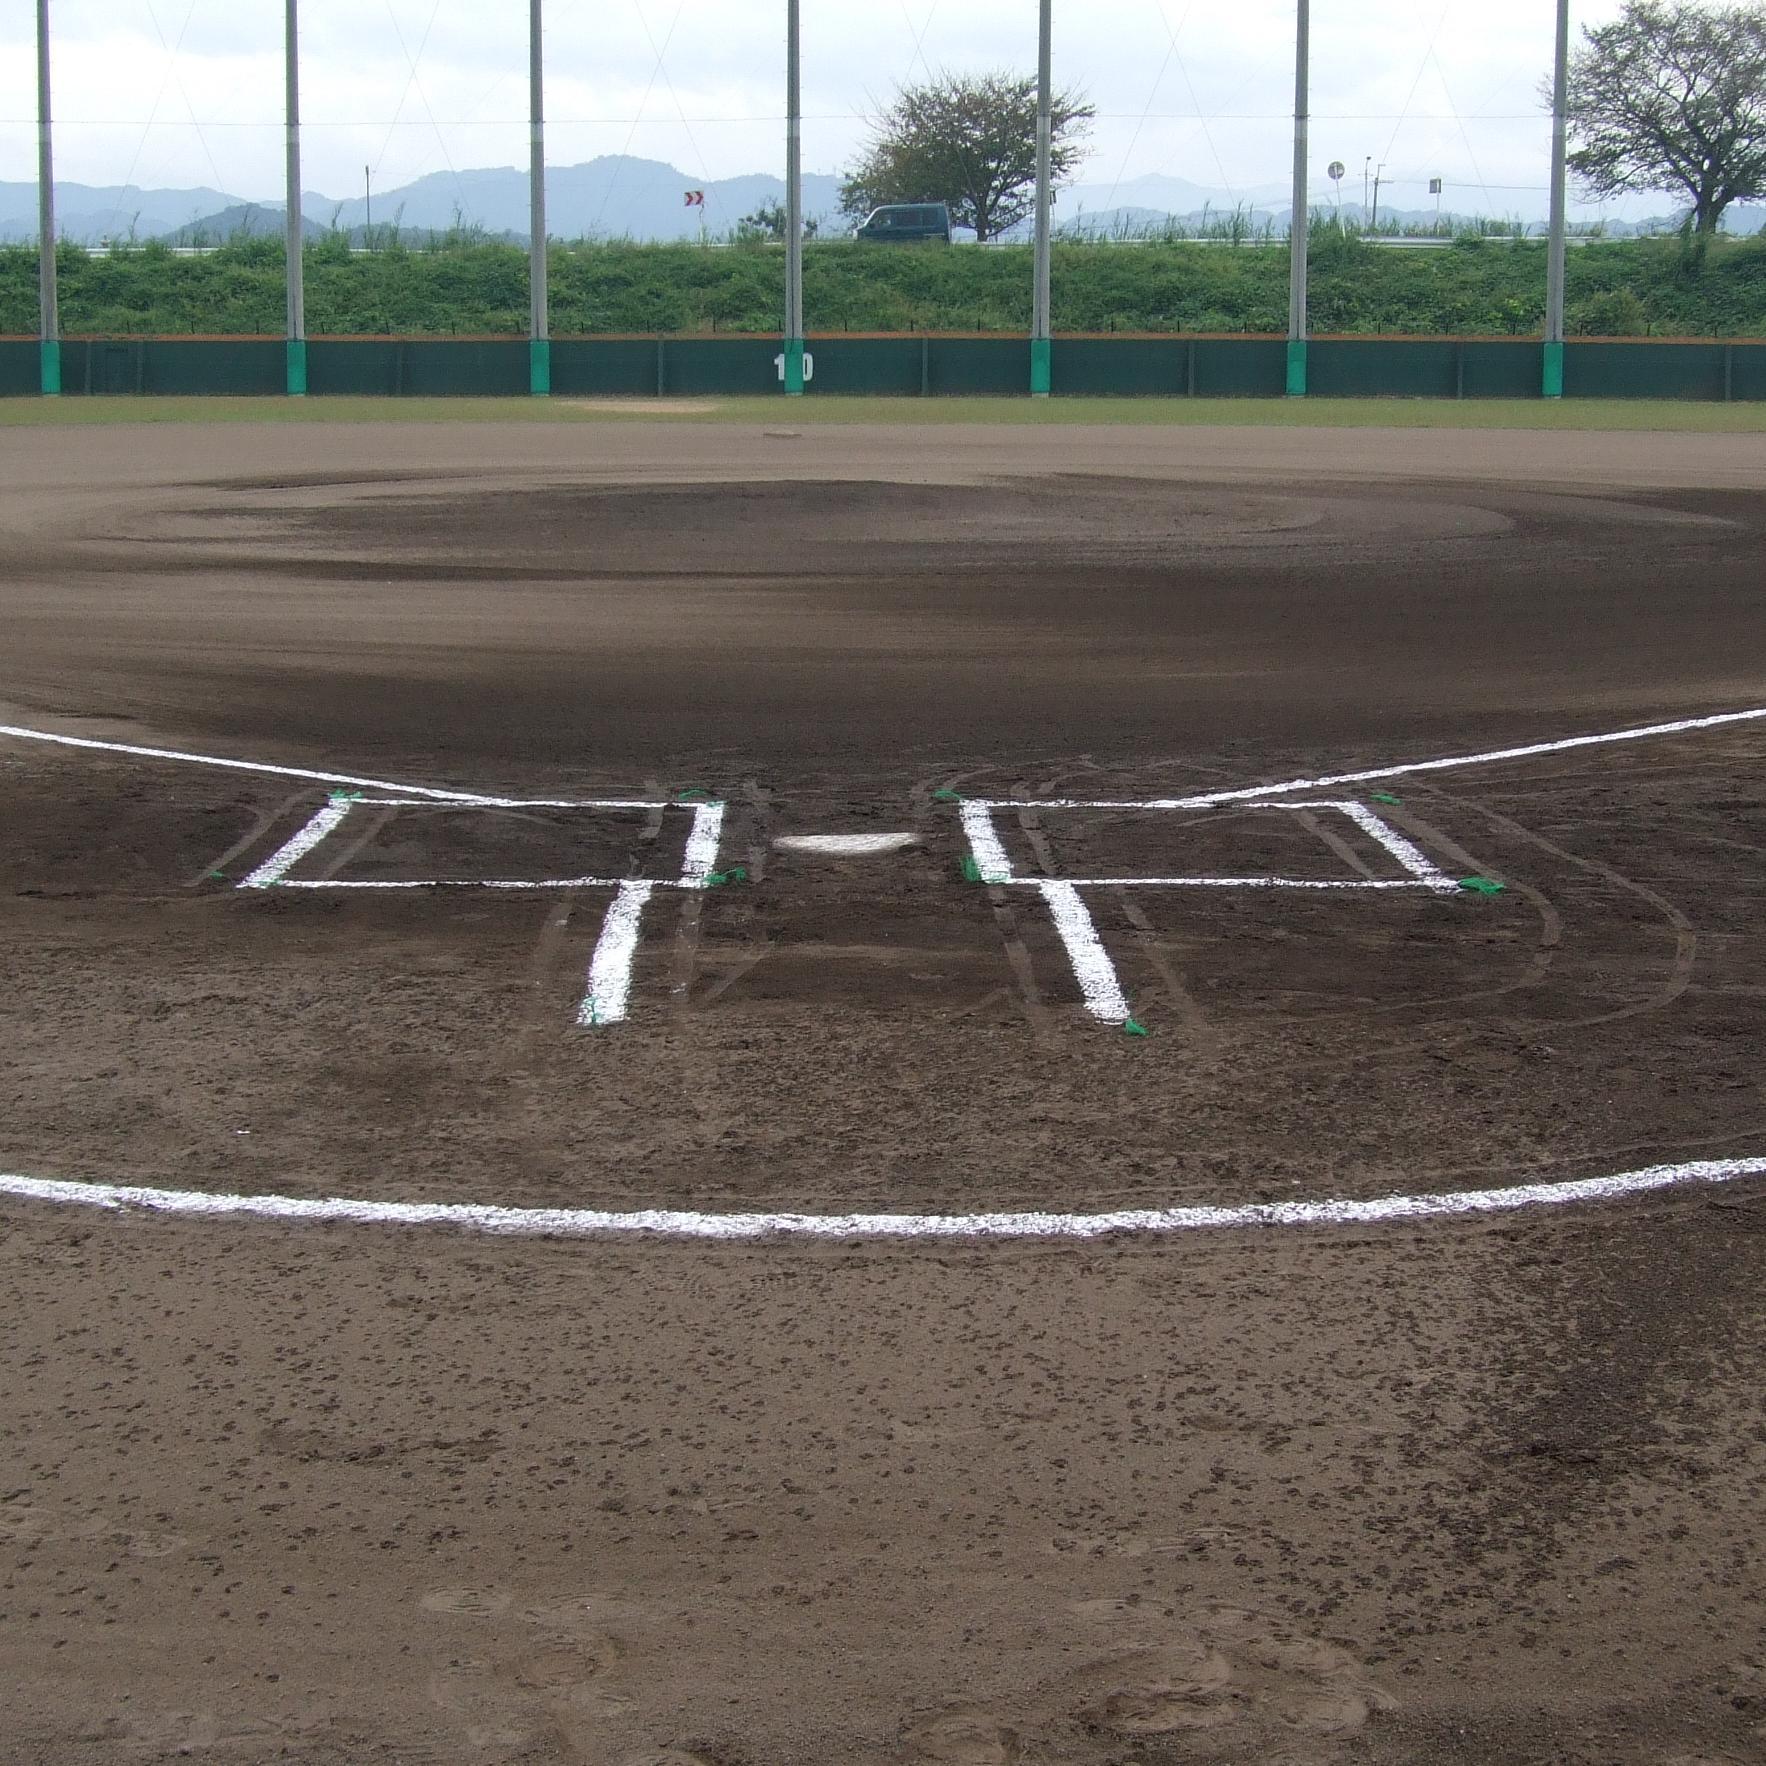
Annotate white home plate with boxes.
[774,832,919,856]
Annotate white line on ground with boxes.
[1013,877,1459,891]
[0,723,677,809]
[959,800,1015,883]
[1038,881,1132,1023]
[1298,800,1450,882]
[682,802,727,885]
[240,800,355,888]
[274,877,679,891]
[8,706,1760,824]
[580,881,655,1026]
[352,797,670,810]
[976,706,1766,811]
[2,1158,1761,1241]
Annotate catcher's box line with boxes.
[1,1158,1762,1242]
[2,704,1764,817]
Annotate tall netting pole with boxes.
[1286,0,1310,397]
[285,0,306,396]
[530,0,550,395]
[1031,0,1053,396]
[36,0,59,396]
[783,0,806,395]
[1544,0,1570,397]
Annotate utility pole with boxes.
[364,165,371,236]
[530,0,549,395]
[36,0,58,396]
[783,0,805,395]
[1544,0,1570,398]
[285,0,306,395]
[1030,0,1053,396]
[1286,0,1310,397]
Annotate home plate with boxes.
[773,832,920,857]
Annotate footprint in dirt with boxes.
[902,1708,1022,1763]
[1064,1605,1393,1751]
[501,1634,624,1695]
[421,1586,513,1619]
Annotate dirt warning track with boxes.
[2,421,1765,1764]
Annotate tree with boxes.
[840,72,1094,242]
[734,200,819,244]
[1563,0,1766,236]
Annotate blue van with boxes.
[853,203,953,243]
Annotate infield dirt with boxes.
[2,420,1764,1764]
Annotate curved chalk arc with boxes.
[1,1158,1762,1243]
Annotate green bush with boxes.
[2,232,1762,338]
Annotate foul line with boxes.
[977,707,1766,811]
[0,723,678,810]
[5,706,1763,822]
[1,1158,1761,1242]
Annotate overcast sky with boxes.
[0,1,1668,217]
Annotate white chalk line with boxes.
[976,706,1766,812]
[272,878,705,892]
[580,881,654,1026]
[1,1158,1761,1242]
[0,721,691,811]
[967,800,1462,1023]
[962,799,1455,889]
[1007,877,1459,891]
[241,800,354,889]
[681,802,727,886]
[1313,800,1449,883]
[353,796,670,810]
[8,704,1762,833]
[1038,882,1132,1023]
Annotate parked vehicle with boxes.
[853,203,952,243]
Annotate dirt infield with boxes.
[3,421,1765,1764]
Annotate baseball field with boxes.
[2,400,1763,1764]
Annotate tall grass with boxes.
[3,230,1762,337]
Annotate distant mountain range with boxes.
[0,158,845,246]
[1,157,1758,246]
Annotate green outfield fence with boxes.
[3,334,1764,401]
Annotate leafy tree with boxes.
[734,200,819,244]
[1563,0,1766,235]
[840,72,1093,242]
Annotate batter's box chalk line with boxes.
[1,1158,1764,1242]
[237,795,726,1028]
[3,702,1765,1032]
[2,710,1766,1238]
[961,797,1461,1026]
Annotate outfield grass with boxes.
[3,394,1766,431]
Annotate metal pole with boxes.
[1286,0,1310,397]
[1544,0,1570,397]
[529,0,550,395]
[1030,0,1053,396]
[783,0,805,394]
[285,0,306,395]
[36,0,59,396]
